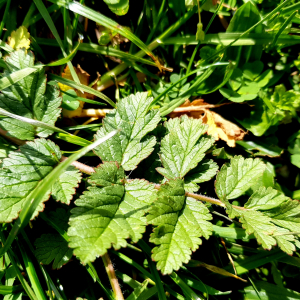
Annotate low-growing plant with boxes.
[0,0,300,299]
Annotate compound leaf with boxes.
[228,187,300,254]
[264,199,300,233]
[51,166,82,204]
[0,138,75,223]
[239,210,277,250]
[245,186,290,211]
[94,92,160,171]
[184,159,218,192]
[0,49,61,140]
[156,117,214,180]
[147,179,213,275]
[68,161,156,264]
[34,233,73,269]
[215,156,266,201]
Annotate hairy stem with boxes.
[102,252,124,300]
[60,156,95,174]
[185,192,226,207]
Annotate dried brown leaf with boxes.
[169,100,245,147]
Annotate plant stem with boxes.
[102,252,124,300]
[185,192,226,207]
[60,156,95,174]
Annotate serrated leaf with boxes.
[184,159,218,192]
[68,161,156,264]
[51,166,82,204]
[0,49,61,140]
[226,187,300,254]
[156,117,214,180]
[34,233,73,269]
[274,228,297,255]
[94,92,160,171]
[0,139,62,222]
[239,210,277,250]
[245,186,290,211]
[215,156,266,201]
[147,179,213,274]
[264,199,300,233]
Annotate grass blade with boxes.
[0,107,70,135]
[49,73,116,107]
[138,240,167,300]
[39,212,114,300]
[18,242,47,300]
[32,0,81,85]
[36,38,167,68]
[55,132,92,146]
[0,230,38,300]
[0,285,23,295]
[0,0,12,37]
[270,10,298,48]
[46,41,80,66]
[0,67,40,91]
[48,0,161,69]
[0,129,118,257]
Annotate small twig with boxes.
[186,192,226,207]
[220,237,237,275]
[102,252,124,300]
[217,0,237,10]
[60,156,95,174]
[77,108,112,118]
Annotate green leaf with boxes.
[228,68,243,91]
[226,1,263,66]
[195,63,235,95]
[228,187,300,254]
[51,166,82,204]
[219,88,246,103]
[242,61,264,81]
[61,89,80,111]
[291,154,300,168]
[245,187,290,211]
[68,161,156,264]
[49,73,115,108]
[0,49,61,140]
[103,0,129,16]
[0,129,118,259]
[34,233,73,269]
[236,100,275,136]
[271,85,300,111]
[94,92,160,171]
[147,179,213,274]
[0,135,17,160]
[237,138,283,157]
[215,156,266,201]
[0,138,61,223]
[238,210,277,250]
[184,159,218,192]
[264,199,300,233]
[48,0,160,68]
[156,116,214,180]
[240,280,300,300]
